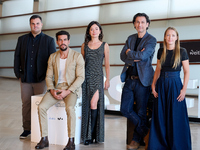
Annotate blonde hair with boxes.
[160,27,180,69]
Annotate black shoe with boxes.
[35,136,49,149]
[84,140,93,145]
[19,130,31,139]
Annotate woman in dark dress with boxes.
[148,27,191,150]
[81,21,110,145]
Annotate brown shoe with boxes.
[35,136,49,149]
[63,137,75,150]
[127,140,140,150]
[144,130,150,150]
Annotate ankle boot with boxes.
[91,109,98,142]
[63,137,75,150]
[84,139,92,145]
[35,136,49,149]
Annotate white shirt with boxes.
[58,58,67,84]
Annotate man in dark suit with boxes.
[120,13,157,150]
[14,15,56,139]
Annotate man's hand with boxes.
[50,89,71,100]
[126,49,131,55]
[50,89,63,100]
[141,48,145,52]
[57,89,71,99]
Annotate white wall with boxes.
[0,0,200,100]
[2,0,33,16]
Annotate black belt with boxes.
[128,75,139,80]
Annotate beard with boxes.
[60,44,68,51]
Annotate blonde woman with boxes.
[148,27,191,150]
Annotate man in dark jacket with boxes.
[120,13,157,150]
[14,15,56,139]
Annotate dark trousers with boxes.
[20,80,46,130]
[148,71,191,150]
[120,78,150,143]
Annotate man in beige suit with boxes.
[35,30,85,150]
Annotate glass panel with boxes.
[39,0,100,11]
[44,27,85,46]
[72,47,81,53]
[185,78,200,118]
[103,24,135,44]
[170,0,200,17]
[0,34,19,50]
[100,0,128,2]
[108,45,124,65]
[99,0,169,23]
[0,20,2,33]
[2,0,33,16]
[44,7,100,29]
[0,51,14,66]
[166,18,200,40]
[1,16,31,33]
[0,69,15,78]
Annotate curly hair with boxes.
[132,13,150,30]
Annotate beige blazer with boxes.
[45,48,85,96]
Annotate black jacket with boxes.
[14,32,56,82]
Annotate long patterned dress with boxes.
[81,42,105,143]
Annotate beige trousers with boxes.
[38,83,77,137]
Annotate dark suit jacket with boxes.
[14,32,56,82]
[120,32,157,87]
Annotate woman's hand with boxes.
[177,89,186,102]
[104,79,110,90]
[152,89,158,98]
[151,84,158,98]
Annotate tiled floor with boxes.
[0,77,199,150]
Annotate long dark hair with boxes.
[84,21,103,45]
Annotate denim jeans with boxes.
[120,78,150,142]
